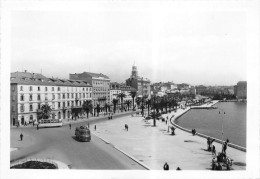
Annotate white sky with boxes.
[10,2,247,86]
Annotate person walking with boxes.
[94,125,96,130]
[20,133,23,141]
[37,124,39,130]
[212,145,216,155]
[163,162,169,170]
[69,124,71,130]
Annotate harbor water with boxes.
[175,102,247,147]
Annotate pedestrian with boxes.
[111,115,113,119]
[94,125,96,130]
[33,121,34,126]
[163,162,169,170]
[69,124,71,130]
[212,145,216,155]
[222,142,227,154]
[125,124,128,131]
[108,116,110,120]
[37,124,39,130]
[20,133,23,141]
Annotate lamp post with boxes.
[219,111,225,148]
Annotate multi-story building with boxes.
[110,82,121,103]
[69,72,110,107]
[195,85,207,95]
[10,71,92,126]
[126,65,151,98]
[234,81,247,99]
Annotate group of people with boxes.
[163,162,181,170]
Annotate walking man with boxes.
[20,133,23,141]
[37,124,39,130]
[94,125,96,130]
[163,162,169,170]
[69,124,71,130]
[212,145,216,155]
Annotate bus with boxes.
[75,126,91,142]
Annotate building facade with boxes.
[126,65,151,98]
[69,72,110,107]
[11,71,92,126]
[234,81,247,99]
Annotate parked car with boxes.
[75,126,91,142]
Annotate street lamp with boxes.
[219,111,225,148]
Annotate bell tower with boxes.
[131,63,138,78]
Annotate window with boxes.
[72,93,74,98]
[52,94,55,100]
[45,87,48,91]
[29,86,33,91]
[63,102,66,108]
[58,94,61,99]
[37,94,41,101]
[63,94,65,99]
[29,104,33,111]
[90,93,91,98]
[20,94,24,101]
[83,88,85,91]
[67,101,70,107]
[58,87,60,91]
[20,104,24,112]
[20,86,23,91]
[79,93,81,98]
[58,102,61,108]
[83,93,85,98]
[29,94,33,101]
[67,93,69,99]
[12,106,15,112]
[71,101,74,106]
[38,103,41,109]
[12,95,15,101]
[52,87,54,91]
[52,102,55,109]
[38,86,40,91]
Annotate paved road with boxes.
[11,120,146,170]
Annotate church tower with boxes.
[131,63,138,78]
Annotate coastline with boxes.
[170,100,246,152]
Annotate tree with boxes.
[136,97,141,109]
[130,91,137,110]
[104,103,109,113]
[117,92,126,111]
[82,100,92,118]
[112,99,119,113]
[96,104,100,116]
[125,100,131,111]
[38,104,52,119]
[146,99,151,116]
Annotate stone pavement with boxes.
[91,108,246,170]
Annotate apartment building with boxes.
[10,71,92,126]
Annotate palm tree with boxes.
[82,100,92,118]
[117,92,126,111]
[38,104,52,119]
[146,99,151,116]
[130,91,137,110]
[125,100,131,111]
[136,97,141,109]
[112,99,119,113]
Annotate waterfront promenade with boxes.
[91,107,246,170]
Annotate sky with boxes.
[10,2,247,86]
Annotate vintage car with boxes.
[75,126,91,142]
